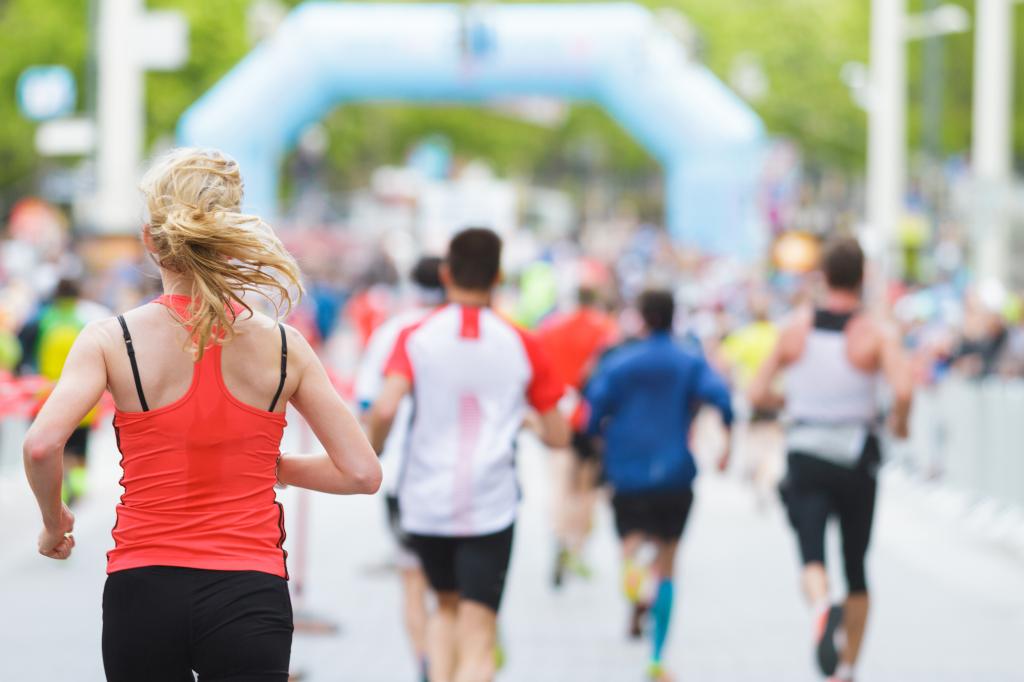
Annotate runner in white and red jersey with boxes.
[369,227,570,682]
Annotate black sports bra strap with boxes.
[268,323,287,412]
[117,315,149,412]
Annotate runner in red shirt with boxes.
[536,287,618,586]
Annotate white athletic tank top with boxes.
[786,309,878,424]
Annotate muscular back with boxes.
[778,306,883,374]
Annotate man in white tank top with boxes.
[749,237,913,682]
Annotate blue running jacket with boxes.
[586,332,734,494]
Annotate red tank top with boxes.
[106,295,289,578]
[537,308,618,430]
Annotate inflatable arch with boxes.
[178,2,765,256]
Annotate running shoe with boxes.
[815,604,844,676]
[494,625,507,671]
[68,466,87,504]
[494,640,506,670]
[622,561,647,602]
[647,661,674,681]
[552,546,568,588]
[623,559,649,638]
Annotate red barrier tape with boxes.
[0,374,57,419]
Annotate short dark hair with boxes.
[54,278,81,300]
[822,237,864,291]
[446,227,502,291]
[578,286,598,308]
[410,256,443,291]
[639,289,675,332]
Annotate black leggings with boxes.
[782,438,880,594]
[102,566,293,682]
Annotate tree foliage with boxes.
[0,0,1021,205]
[671,0,870,170]
[0,0,89,192]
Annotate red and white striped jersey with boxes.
[385,303,563,536]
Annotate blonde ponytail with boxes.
[140,147,303,358]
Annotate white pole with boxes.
[94,0,144,234]
[866,0,905,305]
[972,0,1014,287]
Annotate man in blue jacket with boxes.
[587,289,733,682]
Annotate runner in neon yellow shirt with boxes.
[33,279,105,504]
[719,294,783,508]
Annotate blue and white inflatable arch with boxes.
[179,2,765,256]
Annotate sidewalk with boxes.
[1,426,1022,681]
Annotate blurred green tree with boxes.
[0,0,89,193]
[0,0,1021,207]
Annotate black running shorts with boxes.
[571,430,600,463]
[408,525,514,612]
[611,488,694,541]
[65,425,89,458]
[102,566,293,682]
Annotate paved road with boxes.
[1,420,1023,681]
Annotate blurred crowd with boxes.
[3,196,1024,396]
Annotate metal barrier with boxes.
[904,377,1024,512]
[0,417,29,477]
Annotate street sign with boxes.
[16,66,76,121]
[35,117,96,156]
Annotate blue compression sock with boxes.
[650,578,674,665]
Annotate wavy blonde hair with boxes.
[140,147,303,358]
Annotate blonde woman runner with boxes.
[23,148,381,682]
